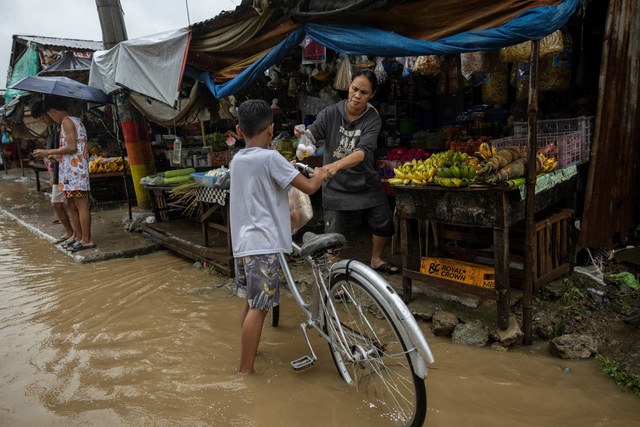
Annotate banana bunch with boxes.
[435,164,477,180]
[475,142,499,162]
[434,177,467,188]
[538,153,558,173]
[389,158,437,186]
[90,156,128,174]
[388,150,482,188]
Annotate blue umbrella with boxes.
[9,75,111,104]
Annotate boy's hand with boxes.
[313,166,329,181]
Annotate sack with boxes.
[288,186,313,235]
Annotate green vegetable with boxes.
[163,175,194,185]
[163,168,196,178]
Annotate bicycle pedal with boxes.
[291,355,315,372]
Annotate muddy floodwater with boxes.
[1,213,639,427]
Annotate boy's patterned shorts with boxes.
[235,254,281,310]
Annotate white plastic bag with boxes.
[289,186,313,235]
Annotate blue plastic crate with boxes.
[191,172,217,187]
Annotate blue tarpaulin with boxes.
[188,0,578,99]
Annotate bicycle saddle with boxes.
[300,232,346,257]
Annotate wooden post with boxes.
[523,39,541,345]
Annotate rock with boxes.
[451,320,489,347]
[549,334,598,359]
[432,311,458,337]
[495,315,524,347]
[491,342,509,352]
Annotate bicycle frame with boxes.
[277,242,434,379]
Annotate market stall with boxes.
[395,168,578,328]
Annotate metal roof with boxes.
[13,35,104,51]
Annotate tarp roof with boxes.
[186,0,578,99]
[89,28,190,107]
[12,35,104,52]
[38,51,92,75]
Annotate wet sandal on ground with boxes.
[54,235,69,244]
[372,262,401,275]
[60,239,77,249]
[69,243,97,252]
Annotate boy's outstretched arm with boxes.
[290,167,327,195]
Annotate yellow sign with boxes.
[420,257,495,289]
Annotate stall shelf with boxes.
[394,173,577,329]
[141,183,234,276]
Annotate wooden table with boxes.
[29,160,49,191]
[394,175,577,329]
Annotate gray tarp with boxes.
[89,28,190,107]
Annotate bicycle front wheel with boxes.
[325,274,426,427]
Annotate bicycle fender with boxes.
[331,259,435,378]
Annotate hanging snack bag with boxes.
[413,55,443,76]
[499,29,564,63]
[481,63,509,105]
[539,31,573,93]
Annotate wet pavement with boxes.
[0,166,160,263]
[3,165,640,426]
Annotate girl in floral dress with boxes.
[32,96,95,252]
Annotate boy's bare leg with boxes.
[238,306,268,375]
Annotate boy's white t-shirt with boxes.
[229,147,299,257]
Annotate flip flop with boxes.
[60,239,76,249]
[53,235,69,244]
[372,262,401,275]
[70,243,97,253]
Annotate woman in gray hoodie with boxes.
[296,68,399,275]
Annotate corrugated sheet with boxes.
[579,0,640,248]
[13,35,104,51]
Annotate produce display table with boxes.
[394,171,578,329]
[194,186,233,274]
[30,160,132,201]
[194,186,231,247]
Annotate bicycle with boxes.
[272,164,435,427]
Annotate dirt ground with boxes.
[522,240,640,383]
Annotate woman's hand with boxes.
[323,162,339,179]
[32,149,48,158]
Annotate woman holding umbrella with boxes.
[32,96,95,252]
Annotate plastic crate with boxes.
[492,131,583,168]
[191,172,217,187]
[513,116,593,163]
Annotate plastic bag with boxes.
[289,186,313,235]
[374,57,388,84]
[333,54,352,91]
[481,63,509,105]
[413,55,442,76]
[460,51,493,80]
[499,30,564,63]
[539,31,573,93]
[1,130,13,144]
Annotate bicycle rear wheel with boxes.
[325,274,427,427]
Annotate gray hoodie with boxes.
[307,100,387,210]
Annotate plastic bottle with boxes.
[172,137,182,165]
